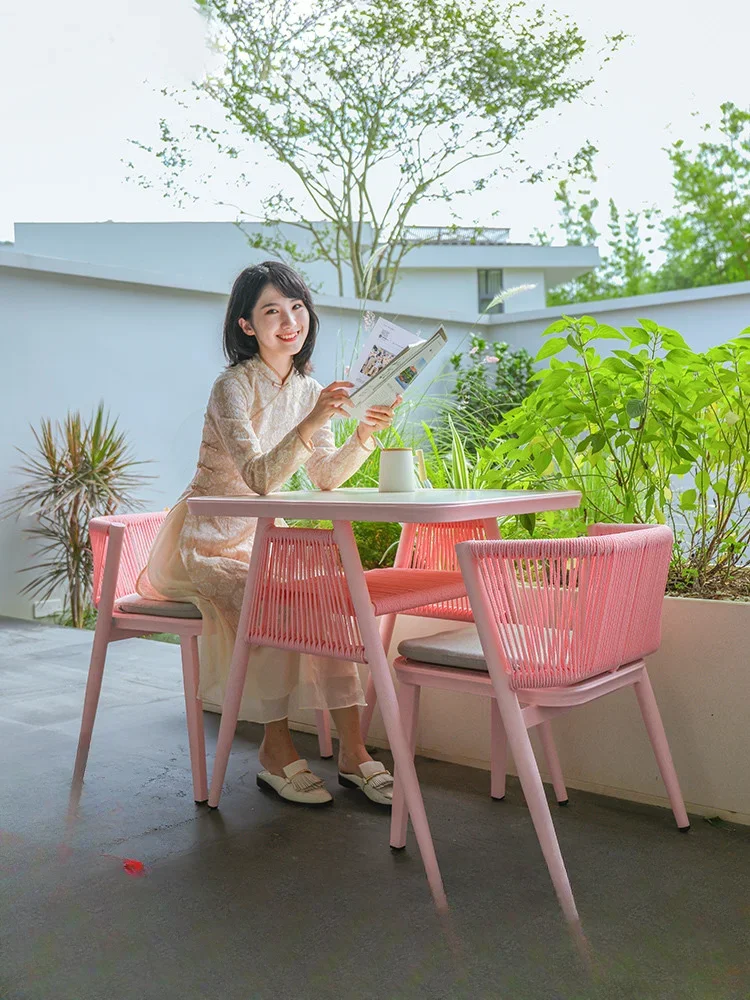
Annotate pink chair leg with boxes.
[315,710,333,759]
[495,693,579,926]
[180,634,208,804]
[360,611,398,741]
[73,620,112,783]
[634,669,690,830]
[490,699,507,800]
[208,517,272,809]
[390,681,421,849]
[537,720,569,805]
[334,521,446,912]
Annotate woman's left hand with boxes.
[356,395,402,444]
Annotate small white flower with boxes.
[363,311,376,330]
[469,346,479,355]
[484,356,499,364]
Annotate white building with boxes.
[6,221,600,315]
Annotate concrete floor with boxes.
[1,616,749,1000]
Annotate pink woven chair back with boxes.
[406,519,488,621]
[90,511,168,607]
[457,524,674,690]
[246,527,366,663]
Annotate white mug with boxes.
[378,448,416,492]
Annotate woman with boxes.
[138,262,400,807]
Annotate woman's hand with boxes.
[356,395,403,445]
[297,381,354,444]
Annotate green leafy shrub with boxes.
[434,335,534,454]
[494,317,750,596]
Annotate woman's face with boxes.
[241,283,310,368]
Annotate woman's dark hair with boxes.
[222,261,319,374]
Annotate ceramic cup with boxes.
[378,448,416,492]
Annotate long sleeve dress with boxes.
[136,356,375,723]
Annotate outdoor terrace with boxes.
[1,615,748,1000]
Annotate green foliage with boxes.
[657,102,750,290]
[2,406,150,628]
[129,0,613,300]
[495,318,750,593]
[544,102,750,305]
[436,334,534,454]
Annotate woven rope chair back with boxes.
[246,527,366,662]
[406,519,488,621]
[457,524,674,690]
[90,512,168,607]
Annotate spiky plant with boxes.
[3,405,150,627]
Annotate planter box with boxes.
[290,596,750,825]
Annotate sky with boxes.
[1,0,749,246]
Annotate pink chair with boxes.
[360,519,499,737]
[75,514,470,803]
[391,524,689,925]
[359,518,544,802]
[73,513,209,803]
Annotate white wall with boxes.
[501,269,546,313]
[9,222,599,315]
[388,268,479,317]
[10,221,343,299]
[487,281,750,353]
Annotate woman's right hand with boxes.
[297,381,354,443]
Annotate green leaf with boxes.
[536,337,568,361]
[624,327,651,347]
[518,512,536,536]
[679,488,697,509]
[590,432,606,453]
[625,399,645,420]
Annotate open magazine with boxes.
[343,318,448,421]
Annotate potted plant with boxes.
[3,404,149,628]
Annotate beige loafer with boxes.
[338,761,394,806]
[256,759,333,806]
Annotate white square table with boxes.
[187,487,581,910]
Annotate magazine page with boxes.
[345,325,448,421]
[349,318,424,390]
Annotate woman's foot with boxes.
[338,760,394,806]
[338,745,393,806]
[257,760,332,806]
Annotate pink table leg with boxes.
[360,523,416,739]
[333,520,448,912]
[208,517,273,809]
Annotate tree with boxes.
[129,0,613,300]
[542,101,750,305]
[657,102,750,290]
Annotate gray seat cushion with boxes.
[116,593,202,619]
[398,625,487,672]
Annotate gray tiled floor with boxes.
[1,616,749,1000]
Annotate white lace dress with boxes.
[137,356,374,723]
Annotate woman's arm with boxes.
[304,419,375,492]
[210,375,312,495]
[301,381,400,492]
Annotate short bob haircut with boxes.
[222,261,319,374]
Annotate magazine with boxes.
[344,318,448,421]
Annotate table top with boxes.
[186,488,582,523]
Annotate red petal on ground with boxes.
[122,858,146,876]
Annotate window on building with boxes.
[478,269,504,314]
